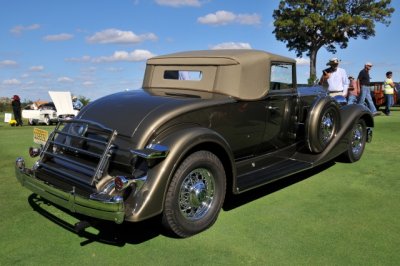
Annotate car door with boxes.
[256,61,298,155]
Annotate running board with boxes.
[235,159,312,193]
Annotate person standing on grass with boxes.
[347,76,360,104]
[11,95,23,126]
[357,62,379,116]
[319,58,349,97]
[72,96,83,110]
[383,71,396,116]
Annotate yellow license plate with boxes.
[33,128,49,145]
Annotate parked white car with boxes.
[22,91,80,126]
[22,102,58,125]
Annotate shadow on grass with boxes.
[28,194,165,247]
[223,161,334,211]
[27,161,334,246]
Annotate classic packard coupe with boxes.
[15,50,373,237]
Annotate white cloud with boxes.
[43,33,74,42]
[30,65,44,71]
[155,0,202,7]
[65,55,92,62]
[210,42,252,50]
[296,58,310,66]
[57,77,74,83]
[87,29,158,44]
[2,79,21,85]
[0,60,18,67]
[198,11,235,25]
[92,49,156,63]
[10,24,40,35]
[83,81,94,87]
[106,67,124,72]
[198,10,261,26]
[65,50,155,63]
[236,14,261,25]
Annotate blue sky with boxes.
[1,0,399,102]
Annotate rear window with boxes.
[163,70,203,81]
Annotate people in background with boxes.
[319,58,349,97]
[72,96,83,110]
[383,71,396,116]
[347,76,360,104]
[357,62,379,116]
[11,95,23,126]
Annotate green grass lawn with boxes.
[0,110,399,265]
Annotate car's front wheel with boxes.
[341,119,367,162]
[162,150,226,238]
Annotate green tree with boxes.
[77,95,90,106]
[273,0,395,83]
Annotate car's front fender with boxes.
[339,103,374,129]
[312,103,374,164]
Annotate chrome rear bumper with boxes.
[15,157,125,224]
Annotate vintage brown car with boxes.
[15,50,374,237]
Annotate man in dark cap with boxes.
[357,62,379,115]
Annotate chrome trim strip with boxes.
[130,144,169,159]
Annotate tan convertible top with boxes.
[143,49,295,100]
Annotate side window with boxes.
[270,63,294,91]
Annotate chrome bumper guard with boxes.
[15,159,125,224]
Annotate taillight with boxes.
[29,147,41,157]
[114,176,128,191]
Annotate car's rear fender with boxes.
[124,126,235,222]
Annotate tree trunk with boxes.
[309,49,317,84]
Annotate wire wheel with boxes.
[341,119,367,163]
[162,151,226,237]
[179,168,215,221]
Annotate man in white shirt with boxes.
[319,58,349,97]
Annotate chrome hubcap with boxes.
[320,112,335,144]
[351,124,363,155]
[179,168,215,221]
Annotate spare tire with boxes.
[306,97,340,153]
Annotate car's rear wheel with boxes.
[162,150,226,238]
[306,98,340,153]
[341,119,367,162]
